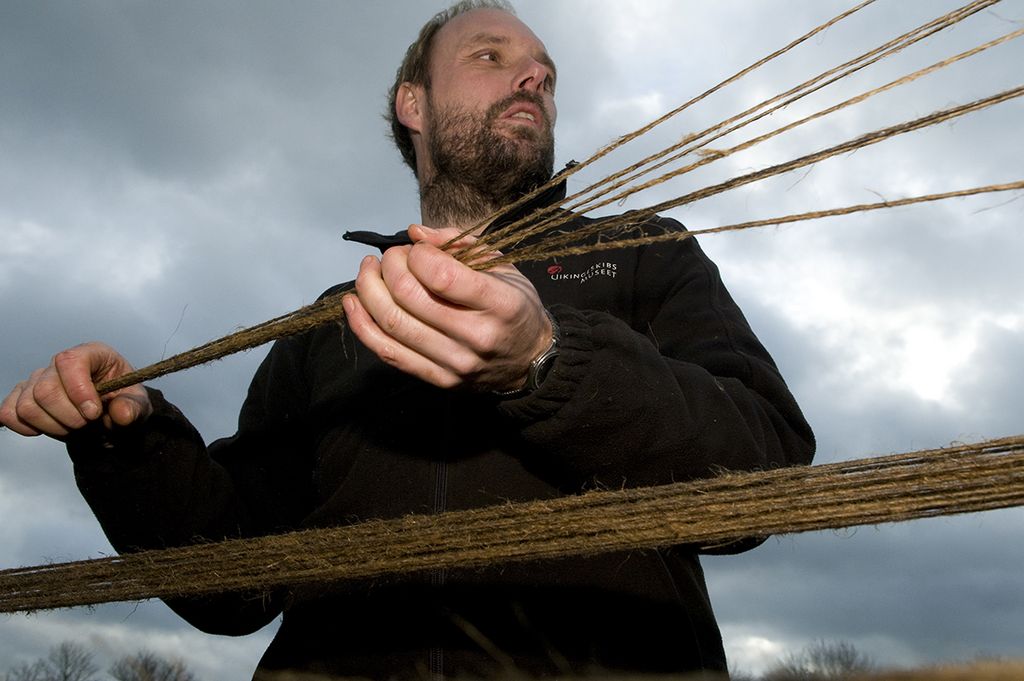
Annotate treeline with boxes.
[6,639,872,681]
[2,642,196,681]
[732,640,876,680]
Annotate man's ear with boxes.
[396,82,425,134]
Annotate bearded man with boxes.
[0,2,814,679]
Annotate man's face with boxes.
[419,9,557,199]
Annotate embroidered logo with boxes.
[548,261,618,283]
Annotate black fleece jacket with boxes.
[68,188,814,679]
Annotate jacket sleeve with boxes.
[496,229,815,502]
[65,333,319,635]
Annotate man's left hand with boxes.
[343,224,552,392]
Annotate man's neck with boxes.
[418,175,499,236]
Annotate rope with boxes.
[6,1,1023,619]
[88,4,1023,393]
[446,0,884,247]
[2,434,1022,613]
[477,82,1024,265]
[94,169,1024,395]
[466,0,1003,259]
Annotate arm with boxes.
[1,340,315,634]
[342,221,812,489]
[499,230,815,490]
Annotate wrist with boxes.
[494,308,560,400]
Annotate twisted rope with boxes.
[466,0,1003,258]
[2,435,1022,613]
[89,2,1022,394]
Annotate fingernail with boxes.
[82,400,101,420]
[342,295,355,314]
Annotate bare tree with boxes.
[46,643,99,681]
[4,660,49,681]
[2,643,99,681]
[108,651,196,681]
[764,640,875,680]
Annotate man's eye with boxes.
[478,51,497,62]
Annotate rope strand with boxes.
[466,0,1000,260]
[1,435,1021,613]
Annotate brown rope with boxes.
[2,435,1022,613]
[443,0,883,248]
[482,181,1024,265]
[476,84,1024,267]
[95,288,350,394]
[486,20,1023,255]
[93,81,1024,391]
[86,4,1022,395]
[94,171,1022,396]
[467,0,1001,259]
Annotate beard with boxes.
[419,90,555,228]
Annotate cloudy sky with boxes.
[1,1,1022,678]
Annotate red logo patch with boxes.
[547,264,563,275]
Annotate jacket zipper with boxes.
[429,413,450,681]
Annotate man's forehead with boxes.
[436,8,554,67]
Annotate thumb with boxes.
[106,390,153,427]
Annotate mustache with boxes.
[487,91,552,129]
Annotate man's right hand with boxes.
[0,342,151,439]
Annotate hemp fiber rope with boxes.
[464,0,1003,259]
[89,0,1023,394]
[1,435,1022,613]
[5,1,1024,620]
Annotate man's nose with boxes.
[515,58,551,92]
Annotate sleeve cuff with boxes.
[66,387,201,473]
[495,304,595,423]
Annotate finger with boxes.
[409,224,478,251]
[19,374,73,437]
[343,293,462,388]
[405,241,514,314]
[53,344,108,420]
[410,224,502,269]
[355,254,471,360]
[106,390,153,427]
[32,365,89,432]
[0,383,43,437]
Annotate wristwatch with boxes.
[494,308,560,399]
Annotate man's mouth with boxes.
[500,102,545,129]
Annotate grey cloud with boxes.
[1,2,1022,678]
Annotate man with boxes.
[1,2,814,679]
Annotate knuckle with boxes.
[390,271,421,302]
[0,399,14,424]
[467,322,501,355]
[31,377,66,407]
[377,342,401,367]
[381,306,406,336]
[431,261,459,294]
[52,346,82,369]
[448,351,484,379]
[14,395,45,423]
